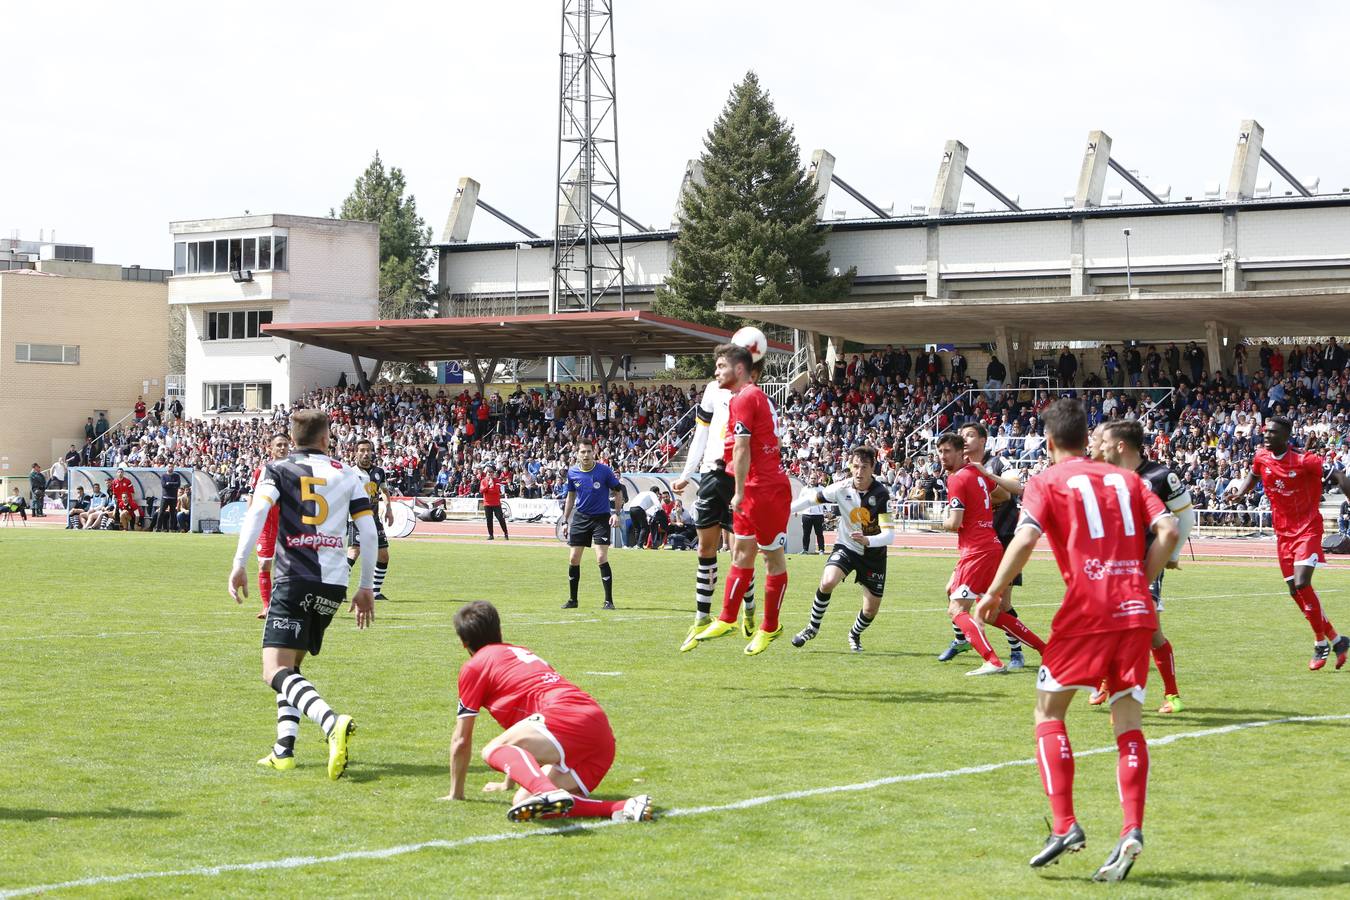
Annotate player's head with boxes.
[849,445,878,486]
[268,432,291,461]
[714,343,754,391]
[354,438,375,468]
[1100,420,1145,468]
[574,437,596,467]
[453,600,502,654]
[1040,399,1089,461]
[957,421,988,458]
[1087,423,1109,461]
[936,433,966,473]
[290,409,330,452]
[1264,415,1293,453]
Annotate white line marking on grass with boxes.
[584,671,624,676]
[5,713,1345,898]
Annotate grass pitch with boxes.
[3,530,1349,897]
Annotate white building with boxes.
[168,214,378,416]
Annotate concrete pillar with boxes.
[1205,320,1236,376]
[1226,119,1265,201]
[1073,131,1112,208]
[802,330,822,374]
[1221,209,1243,292]
[1070,217,1088,295]
[825,335,847,370]
[925,225,943,298]
[808,149,836,219]
[441,177,480,243]
[671,159,705,226]
[928,140,968,216]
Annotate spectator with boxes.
[624,487,660,549]
[2,488,28,521]
[1057,347,1078,386]
[134,396,147,422]
[29,463,46,517]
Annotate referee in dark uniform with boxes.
[560,438,623,610]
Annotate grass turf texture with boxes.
[3,529,1349,897]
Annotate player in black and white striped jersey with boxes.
[228,409,378,780]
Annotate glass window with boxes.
[272,235,287,271]
[198,241,214,273]
[17,343,76,364]
[229,238,242,271]
[258,235,271,270]
[207,311,218,340]
[174,242,187,275]
[258,382,272,409]
[231,311,246,339]
[215,239,228,273]
[259,310,273,328]
[64,345,79,364]
[242,238,256,271]
[14,344,27,362]
[246,310,259,338]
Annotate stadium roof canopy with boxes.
[264,311,791,390]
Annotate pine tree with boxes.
[656,72,852,356]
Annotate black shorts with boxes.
[996,533,1023,586]
[263,579,346,656]
[569,513,613,547]
[826,545,887,598]
[694,468,734,531]
[348,517,390,551]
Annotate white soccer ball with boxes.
[732,326,768,362]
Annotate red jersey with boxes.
[1252,447,1324,535]
[946,465,1001,555]
[724,384,788,486]
[480,476,502,506]
[250,467,281,525]
[1020,457,1168,637]
[107,476,135,506]
[455,643,600,730]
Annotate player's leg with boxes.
[792,560,846,646]
[847,585,883,652]
[483,719,574,817]
[949,596,1004,673]
[1029,687,1085,866]
[373,545,391,600]
[256,556,274,620]
[746,544,788,654]
[680,525,723,651]
[998,583,1025,665]
[594,538,615,608]
[694,537,757,640]
[563,543,585,608]
[1149,575,1182,711]
[1094,629,1151,882]
[258,646,307,771]
[984,590,1046,653]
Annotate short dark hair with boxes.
[574,436,595,448]
[1268,415,1293,432]
[1102,419,1145,452]
[958,421,989,439]
[355,438,375,450]
[1042,399,1089,450]
[715,343,753,371]
[271,432,291,443]
[850,445,878,467]
[936,433,965,451]
[454,600,503,652]
[291,409,330,449]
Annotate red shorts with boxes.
[526,700,616,796]
[1277,528,1324,580]
[1038,628,1152,704]
[733,480,792,551]
[256,508,280,559]
[946,545,1002,600]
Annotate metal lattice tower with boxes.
[552,0,625,314]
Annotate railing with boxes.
[760,343,811,409]
[638,404,697,471]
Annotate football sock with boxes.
[695,557,717,619]
[808,588,832,629]
[568,565,580,603]
[952,612,999,664]
[273,693,299,758]
[1152,640,1179,696]
[598,562,614,604]
[346,556,356,569]
[849,610,874,640]
[1303,587,1337,640]
[994,612,1046,652]
[1035,720,1076,833]
[373,561,388,594]
[271,668,337,737]
[1003,606,1022,652]
[718,565,754,623]
[485,745,558,796]
[951,622,967,643]
[1292,587,1328,640]
[743,577,756,615]
[762,572,788,633]
[258,568,272,610]
[562,797,627,818]
[1115,729,1149,835]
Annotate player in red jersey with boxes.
[1227,415,1350,670]
[977,400,1178,882]
[937,434,1046,676]
[689,343,792,655]
[251,433,292,619]
[444,601,653,823]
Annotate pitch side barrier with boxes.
[623,471,806,553]
[68,467,220,533]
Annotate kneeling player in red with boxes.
[978,400,1178,882]
[444,601,652,823]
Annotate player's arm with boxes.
[609,485,623,526]
[227,475,278,602]
[445,713,476,801]
[789,486,829,515]
[976,521,1040,621]
[1140,478,1178,580]
[1325,463,1350,496]
[940,493,965,533]
[350,485,377,628]
[673,404,714,491]
[378,482,395,525]
[731,434,751,510]
[970,460,1023,496]
[867,512,896,548]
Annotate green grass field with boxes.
[3,529,1349,897]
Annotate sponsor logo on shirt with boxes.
[1115,598,1152,618]
[285,533,345,550]
[1084,558,1143,580]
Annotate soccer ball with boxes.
[732,326,768,362]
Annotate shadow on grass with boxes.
[1126,864,1350,889]
[726,685,998,706]
[1149,707,1340,727]
[346,762,455,784]
[0,807,179,822]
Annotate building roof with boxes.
[0,268,63,277]
[263,310,792,363]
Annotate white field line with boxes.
[5,587,1339,642]
[3,713,1346,899]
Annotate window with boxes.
[272,235,287,271]
[174,242,187,275]
[172,234,285,274]
[214,239,228,273]
[229,238,242,271]
[205,381,272,411]
[258,235,271,269]
[205,309,276,340]
[242,238,256,271]
[16,343,79,364]
[198,240,214,273]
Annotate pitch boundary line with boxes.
[4,713,1346,898]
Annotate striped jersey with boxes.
[694,380,733,473]
[253,451,372,586]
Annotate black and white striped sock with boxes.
[744,577,756,613]
[273,694,300,758]
[271,668,338,737]
[952,622,967,643]
[850,610,875,639]
[695,557,717,619]
[374,561,389,593]
[1004,606,1022,651]
[809,589,832,629]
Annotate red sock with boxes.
[485,745,559,797]
[1116,729,1149,835]
[719,565,754,623]
[953,612,1000,665]
[259,568,273,610]
[762,571,788,633]
[1292,587,1328,640]
[1301,587,1338,640]
[994,612,1045,652]
[562,797,625,818]
[1152,640,1179,696]
[1035,720,1076,833]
